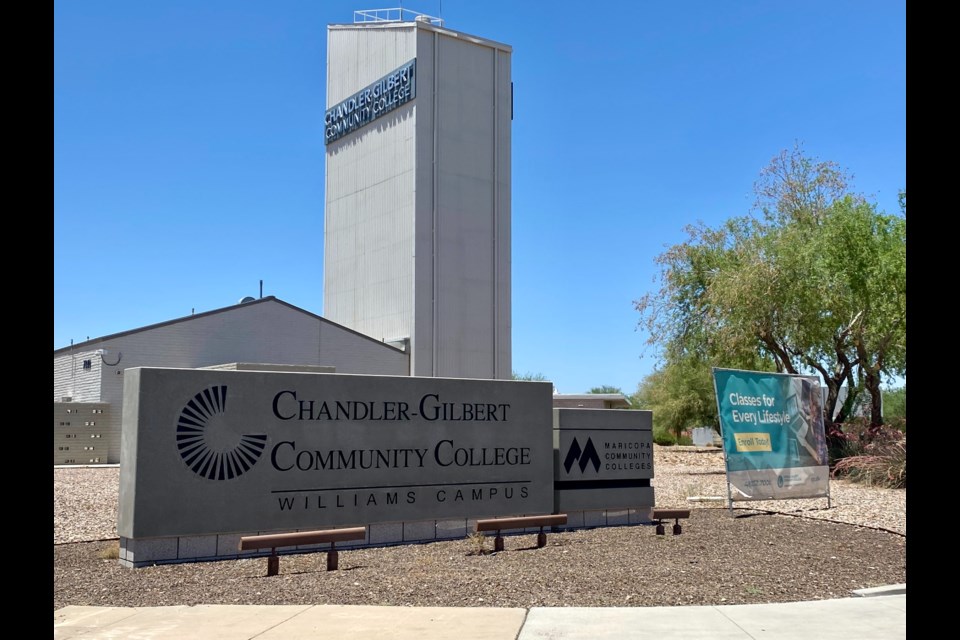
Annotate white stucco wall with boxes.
[413,25,512,380]
[323,21,512,381]
[323,25,417,345]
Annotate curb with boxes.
[851,584,906,597]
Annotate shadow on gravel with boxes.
[244,560,369,577]
[733,511,777,520]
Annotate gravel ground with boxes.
[53,446,906,611]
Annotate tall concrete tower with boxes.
[322,10,511,380]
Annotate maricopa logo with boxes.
[563,437,601,473]
[176,385,267,480]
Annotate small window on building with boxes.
[82,359,92,370]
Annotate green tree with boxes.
[630,355,719,442]
[816,194,906,427]
[634,144,906,436]
[588,385,624,394]
[512,371,548,382]
[882,385,906,420]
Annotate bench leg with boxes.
[536,529,546,548]
[673,521,682,535]
[327,543,339,571]
[267,551,279,577]
[655,521,665,535]
[494,533,504,552]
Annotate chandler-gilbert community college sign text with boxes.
[324,59,416,144]
[118,368,554,539]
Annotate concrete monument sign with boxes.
[553,408,655,512]
[119,368,554,539]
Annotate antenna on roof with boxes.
[260,279,263,299]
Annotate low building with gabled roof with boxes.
[53,296,409,464]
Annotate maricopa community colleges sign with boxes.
[553,408,654,512]
[118,367,554,539]
[713,368,830,502]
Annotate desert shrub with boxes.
[828,421,864,464]
[829,418,905,463]
[653,428,693,446]
[831,431,906,489]
[98,541,120,560]
[465,531,488,555]
[886,416,906,434]
[653,428,676,446]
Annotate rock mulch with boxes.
[53,446,906,611]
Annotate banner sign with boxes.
[712,368,829,501]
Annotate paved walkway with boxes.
[55,586,905,639]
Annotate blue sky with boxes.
[54,1,906,395]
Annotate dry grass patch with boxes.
[98,541,120,560]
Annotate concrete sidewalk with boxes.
[55,588,906,640]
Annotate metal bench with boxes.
[651,509,690,535]
[238,526,367,575]
[474,514,568,552]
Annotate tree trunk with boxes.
[854,333,886,431]
[864,367,884,430]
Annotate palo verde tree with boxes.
[634,144,905,438]
[630,344,773,442]
[630,354,719,442]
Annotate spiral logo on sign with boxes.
[176,385,267,480]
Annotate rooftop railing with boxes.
[353,8,444,26]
